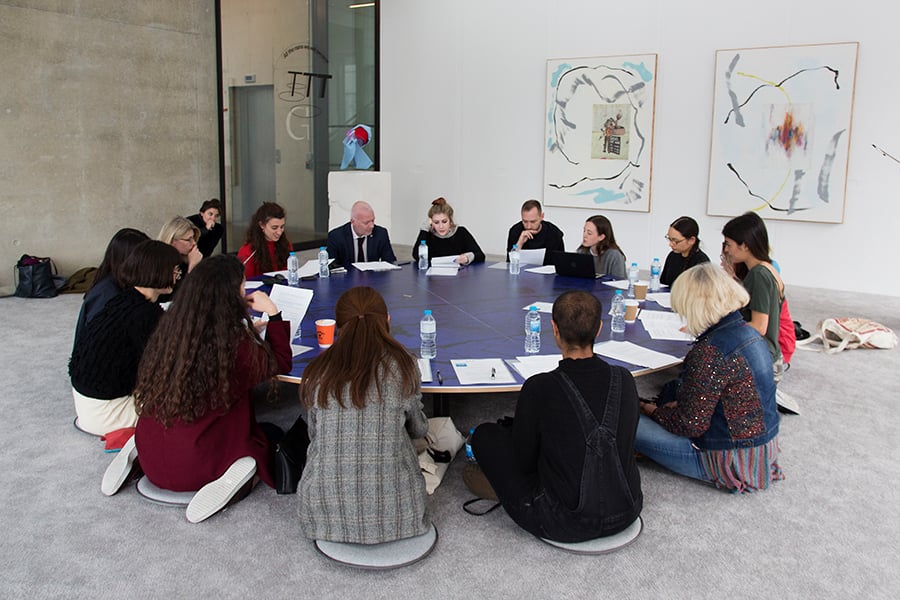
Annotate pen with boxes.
[491,367,496,379]
[436,370,443,385]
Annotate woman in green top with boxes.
[721,212,786,379]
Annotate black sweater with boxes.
[69,287,163,399]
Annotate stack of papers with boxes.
[353,261,402,272]
[646,292,672,308]
[427,256,460,276]
[637,310,694,341]
[511,354,562,379]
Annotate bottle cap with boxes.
[420,240,426,245]
[512,244,518,250]
[424,309,432,315]
[320,246,326,250]
[615,289,623,295]
[529,305,538,311]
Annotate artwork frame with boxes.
[543,54,658,213]
[707,42,859,223]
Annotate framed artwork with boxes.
[707,42,859,223]
[544,54,658,212]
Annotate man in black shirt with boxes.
[471,290,643,542]
[505,199,565,261]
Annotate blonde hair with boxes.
[427,197,454,224]
[158,216,200,245]
[671,263,749,336]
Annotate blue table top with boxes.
[275,263,689,392]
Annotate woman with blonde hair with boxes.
[158,216,203,279]
[635,263,782,493]
[412,197,485,266]
[298,286,429,544]
[575,214,626,279]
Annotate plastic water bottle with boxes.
[465,428,476,463]
[650,257,661,292]
[627,262,639,298]
[420,309,437,359]
[318,246,330,279]
[611,290,626,333]
[509,244,521,275]
[286,251,299,286]
[525,305,541,354]
[418,240,429,271]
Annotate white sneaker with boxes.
[101,435,137,496]
[776,389,801,415]
[185,457,256,524]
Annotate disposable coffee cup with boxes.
[624,299,639,323]
[315,318,336,348]
[634,281,648,301]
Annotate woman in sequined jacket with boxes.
[634,263,783,493]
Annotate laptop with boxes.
[548,251,601,279]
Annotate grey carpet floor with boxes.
[1,285,899,599]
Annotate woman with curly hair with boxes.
[575,214,626,279]
[297,286,430,544]
[411,197,485,266]
[128,255,296,522]
[237,202,293,278]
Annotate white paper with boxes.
[426,266,459,277]
[521,302,554,313]
[353,261,402,272]
[603,279,630,290]
[263,269,289,277]
[646,292,672,308]
[525,265,557,275]
[451,358,516,384]
[268,285,314,339]
[244,280,264,290]
[511,354,563,379]
[593,340,682,369]
[488,261,509,270]
[418,358,433,382]
[431,256,459,267]
[290,344,314,357]
[518,248,546,266]
[637,310,694,341]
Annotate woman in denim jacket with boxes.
[635,263,783,492]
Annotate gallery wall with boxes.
[0,1,219,296]
[380,0,900,296]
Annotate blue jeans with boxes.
[634,415,708,482]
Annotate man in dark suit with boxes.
[506,199,565,261]
[326,201,398,269]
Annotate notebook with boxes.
[548,251,601,279]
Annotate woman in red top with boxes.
[132,255,294,520]
[237,202,293,278]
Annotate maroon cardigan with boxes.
[135,320,292,491]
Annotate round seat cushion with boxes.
[314,523,438,570]
[541,516,643,554]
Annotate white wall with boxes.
[381,0,900,296]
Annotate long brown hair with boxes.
[244,202,291,272]
[134,255,277,425]
[300,286,419,410]
[581,214,624,259]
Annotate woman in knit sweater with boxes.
[635,263,782,493]
[411,197,485,266]
[298,286,429,544]
[69,240,181,436]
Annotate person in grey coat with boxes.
[298,286,429,544]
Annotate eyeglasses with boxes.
[176,236,196,245]
[665,235,686,245]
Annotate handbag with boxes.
[14,254,59,298]
[797,317,898,354]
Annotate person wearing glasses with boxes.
[158,216,203,299]
[660,216,710,287]
[69,240,181,437]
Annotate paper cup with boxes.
[634,281,648,301]
[315,318,336,348]
[624,299,639,323]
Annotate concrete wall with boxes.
[381,0,900,296]
[0,1,219,295]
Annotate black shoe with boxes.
[274,443,303,495]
